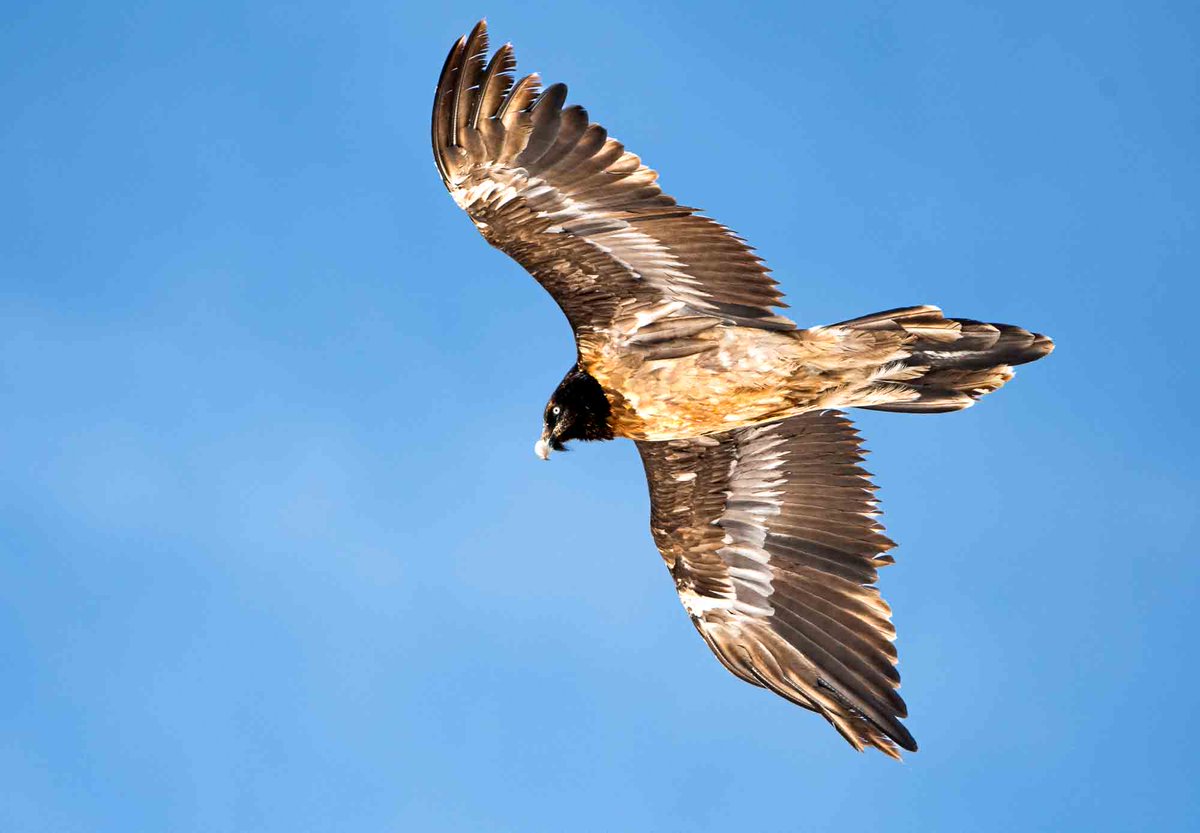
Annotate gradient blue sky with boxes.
[3,1,1198,830]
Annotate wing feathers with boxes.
[773,575,897,640]
[433,20,795,340]
[638,410,916,757]
[766,611,906,725]
[533,105,589,172]
[473,43,515,131]
[452,22,489,148]
[518,82,566,160]
[431,36,466,183]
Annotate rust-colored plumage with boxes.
[432,20,1053,758]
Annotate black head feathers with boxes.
[545,366,613,449]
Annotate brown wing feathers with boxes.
[432,20,795,336]
[638,411,916,758]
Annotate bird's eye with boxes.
[552,406,561,416]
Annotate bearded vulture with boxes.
[431,20,1053,758]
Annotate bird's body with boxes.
[587,322,804,440]
[584,320,926,440]
[432,21,1053,758]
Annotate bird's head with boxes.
[535,366,614,460]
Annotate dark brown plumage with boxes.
[432,20,1053,758]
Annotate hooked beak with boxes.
[534,430,552,461]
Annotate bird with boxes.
[431,20,1053,759]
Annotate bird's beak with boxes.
[534,431,552,461]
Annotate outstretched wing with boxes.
[432,21,794,349]
[636,410,917,758]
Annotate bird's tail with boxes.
[834,305,1054,413]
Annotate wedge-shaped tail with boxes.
[835,305,1054,413]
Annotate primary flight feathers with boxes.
[432,20,1053,758]
[432,20,794,336]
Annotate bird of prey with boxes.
[432,20,1053,758]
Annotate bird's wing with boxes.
[432,21,794,354]
[636,410,916,758]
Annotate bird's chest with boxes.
[583,328,801,441]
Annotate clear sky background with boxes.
[3,1,1198,830]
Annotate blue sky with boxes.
[2,1,1198,830]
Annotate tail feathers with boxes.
[839,306,1054,413]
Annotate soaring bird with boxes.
[432,20,1053,758]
